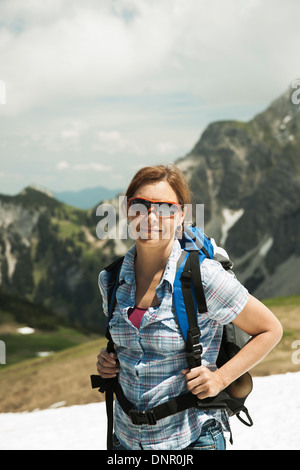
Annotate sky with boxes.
[0,0,300,195]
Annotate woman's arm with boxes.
[184,294,283,399]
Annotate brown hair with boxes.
[125,164,191,205]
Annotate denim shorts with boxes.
[112,419,226,451]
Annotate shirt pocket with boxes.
[109,313,137,350]
[153,317,186,353]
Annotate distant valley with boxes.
[53,185,124,209]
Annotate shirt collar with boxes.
[119,239,182,292]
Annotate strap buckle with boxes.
[129,409,157,425]
[90,374,116,393]
[187,327,202,354]
[186,327,202,368]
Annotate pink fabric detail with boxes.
[128,305,147,329]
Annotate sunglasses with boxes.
[127,197,182,218]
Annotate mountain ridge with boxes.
[176,83,300,298]
[0,83,299,331]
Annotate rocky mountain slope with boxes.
[0,186,129,332]
[176,84,300,298]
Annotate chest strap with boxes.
[91,373,229,426]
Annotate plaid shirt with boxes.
[98,239,249,450]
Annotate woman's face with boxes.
[127,180,186,246]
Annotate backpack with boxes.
[91,225,253,449]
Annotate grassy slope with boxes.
[0,295,299,413]
[251,295,300,376]
[0,338,107,412]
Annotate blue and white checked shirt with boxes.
[98,239,249,450]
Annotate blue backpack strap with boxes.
[180,225,214,259]
[173,250,206,369]
[174,227,214,369]
[173,251,190,342]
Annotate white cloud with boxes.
[91,130,142,155]
[73,163,112,172]
[56,160,111,172]
[156,141,178,156]
[61,130,78,139]
[0,1,174,114]
[1,0,299,115]
[0,0,300,116]
[56,161,69,170]
[1,0,300,195]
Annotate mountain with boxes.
[0,84,299,333]
[176,84,300,298]
[53,186,124,209]
[0,186,131,332]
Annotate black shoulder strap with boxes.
[98,256,124,450]
[180,250,208,369]
[105,256,124,323]
[189,250,207,314]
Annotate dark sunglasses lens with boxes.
[128,198,149,216]
[155,202,180,217]
[128,198,180,217]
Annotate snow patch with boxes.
[17,327,35,335]
[282,115,292,125]
[49,401,67,409]
[259,237,273,257]
[0,373,299,450]
[36,351,54,358]
[5,239,17,280]
[220,208,244,245]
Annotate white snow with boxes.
[258,237,273,257]
[0,372,299,450]
[17,327,35,335]
[36,351,54,358]
[229,372,300,450]
[282,115,292,125]
[220,208,244,246]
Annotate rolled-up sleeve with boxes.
[201,258,249,325]
[98,269,109,317]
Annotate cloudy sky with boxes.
[0,0,300,196]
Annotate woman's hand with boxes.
[97,347,120,378]
[183,296,283,399]
[183,366,225,400]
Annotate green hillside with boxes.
[0,290,100,366]
[0,338,106,412]
[0,186,125,334]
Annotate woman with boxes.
[96,164,282,450]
